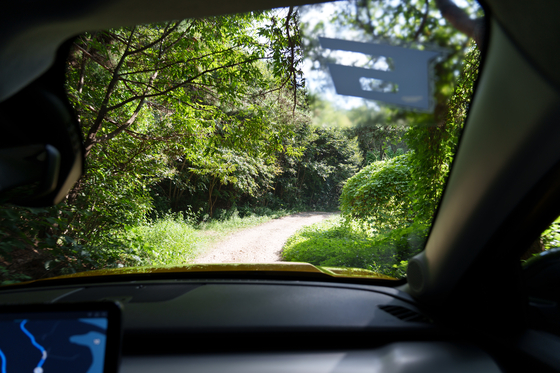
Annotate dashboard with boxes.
[0,279,512,372]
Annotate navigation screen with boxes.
[0,303,121,373]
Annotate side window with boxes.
[521,217,560,261]
[541,217,560,252]
[522,217,560,335]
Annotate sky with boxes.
[296,0,480,111]
[299,2,368,109]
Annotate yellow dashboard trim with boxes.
[5,262,397,287]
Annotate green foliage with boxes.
[0,204,144,284]
[305,0,482,224]
[154,89,311,216]
[125,213,201,265]
[287,42,482,283]
[0,202,296,283]
[282,216,428,278]
[126,207,295,266]
[0,206,49,283]
[308,97,409,166]
[301,28,481,277]
[542,216,560,250]
[268,122,362,210]
[340,152,414,231]
[186,148,281,215]
[404,47,481,222]
[1,2,484,283]
[0,10,310,281]
[64,8,308,218]
[160,115,362,214]
[345,107,409,165]
[308,95,352,128]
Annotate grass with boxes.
[281,215,428,278]
[200,209,293,236]
[126,207,297,266]
[128,217,201,265]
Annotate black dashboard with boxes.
[0,279,526,372]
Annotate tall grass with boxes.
[129,216,201,265]
[126,208,296,266]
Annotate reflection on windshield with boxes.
[0,0,482,284]
[317,37,442,110]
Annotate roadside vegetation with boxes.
[4,1,552,284]
[282,45,481,276]
[0,205,297,283]
[0,8,357,283]
[282,215,428,278]
[124,208,296,266]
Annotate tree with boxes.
[0,9,310,276]
[435,0,485,47]
[303,0,482,224]
[346,107,408,164]
[64,9,305,220]
[271,121,362,209]
[69,12,302,158]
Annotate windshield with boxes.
[0,0,483,284]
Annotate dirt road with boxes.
[193,212,337,263]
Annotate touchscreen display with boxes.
[0,303,121,373]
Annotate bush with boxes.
[282,216,428,278]
[339,152,414,231]
[0,204,141,283]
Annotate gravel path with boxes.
[193,212,337,263]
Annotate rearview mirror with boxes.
[0,40,84,206]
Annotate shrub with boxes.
[339,152,414,231]
[282,216,428,278]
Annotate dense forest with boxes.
[0,1,500,283]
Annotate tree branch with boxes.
[95,71,159,145]
[160,19,197,55]
[284,6,298,113]
[118,44,243,83]
[252,77,290,99]
[106,57,262,112]
[413,0,430,41]
[123,128,187,142]
[354,0,376,36]
[72,43,112,71]
[119,60,187,76]
[84,27,137,156]
[126,21,181,56]
[435,0,484,47]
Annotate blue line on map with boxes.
[20,320,47,367]
[0,348,6,373]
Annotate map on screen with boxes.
[0,313,108,373]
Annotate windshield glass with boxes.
[0,0,483,284]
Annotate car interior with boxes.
[2,0,560,372]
